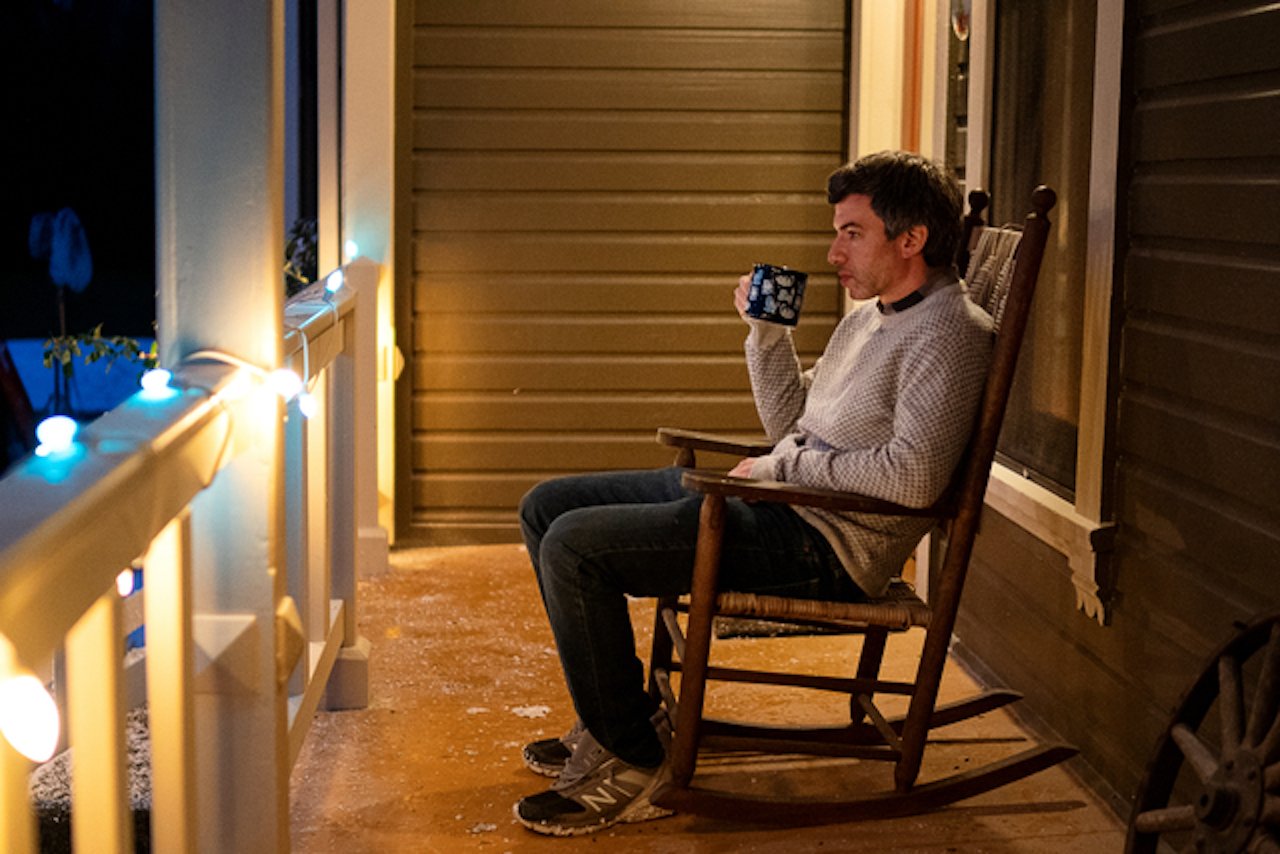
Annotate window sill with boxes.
[983,462,1115,624]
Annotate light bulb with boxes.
[35,415,78,457]
[116,568,136,597]
[0,674,60,762]
[297,391,318,419]
[139,368,177,400]
[343,239,359,261]
[267,368,304,401]
[324,268,344,293]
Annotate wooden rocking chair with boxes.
[646,185,1074,822]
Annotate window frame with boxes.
[964,0,1119,624]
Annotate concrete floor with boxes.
[290,545,1127,853]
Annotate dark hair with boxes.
[826,151,963,268]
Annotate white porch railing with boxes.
[0,260,381,852]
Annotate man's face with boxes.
[826,193,910,302]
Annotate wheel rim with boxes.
[1127,613,1280,854]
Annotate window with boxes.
[962,0,1119,623]
[988,0,1095,496]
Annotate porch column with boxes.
[155,1,289,850]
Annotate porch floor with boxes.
[290,545,1126,852]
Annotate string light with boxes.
[116,567,136,597]
[139,367,178,401]
[35,415,78,457]
[0,673,60,762]
[343,239,360,261]
[324,268,344,294]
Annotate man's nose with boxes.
[827,238,842,266]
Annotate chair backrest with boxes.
[935,185,1056,603]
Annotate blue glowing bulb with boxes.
[343,239,360,260]
[35,415,78,456]
[325,268,344,293]
[141,368,172,394]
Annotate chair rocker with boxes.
[646,185,1075,822]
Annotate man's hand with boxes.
[734,273,752,320]
[727,458,756,479]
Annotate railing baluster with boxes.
[66,591,132,853]
[145,514,197,852]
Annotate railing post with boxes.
[155,0,289,849]
[323,261,377,710]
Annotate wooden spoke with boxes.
[1246,625,1280,749]
[1221,652,1244,753]
[1171,722,1220,783]
[1132,804,1196,833]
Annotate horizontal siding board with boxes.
[412,435,703,470]
[1134,3,1280,89]
[413,111,842,153]
[1118,393,1280,511]
[1127,175,1280,244]
[415,28,843,70]
[414,0,844,30]
[1119,463,1280,588]
[1124,249,1280,336]
[412,317,832,354]
[411,356,756,392]
[412,152,840,192]
[415,69,842,111]
[1133,90,1280,161]
[412,275,841,314]
[414,234,834,273]
[1121,321,1280,421]
[414,192,832,233]
[412,393,757,431]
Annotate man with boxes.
[513,151,993,836]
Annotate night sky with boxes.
[2,0,155,340]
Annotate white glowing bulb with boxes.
[267,368,304,400]
[343,239,360,261]
[141,368,176,402]
[35,415,78,456]
[0,675,60,762]
[324,268,344,293]
[297,391,318,419]
[116,568,136,597]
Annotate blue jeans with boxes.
[518,467,863,768]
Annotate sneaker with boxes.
[521,708,671,779]
[521,719,586,778]
[513,728,673,836]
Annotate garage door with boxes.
[409,0,848,543]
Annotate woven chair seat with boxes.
[715,580,930,631]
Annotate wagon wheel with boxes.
[1127,612,1280,854]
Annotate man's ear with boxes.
[898,224,929,259]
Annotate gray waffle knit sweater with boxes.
[745,270,993,596]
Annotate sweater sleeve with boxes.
[743,320,816,442]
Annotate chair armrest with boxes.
[656,427,774,458]
[679,469,948,518]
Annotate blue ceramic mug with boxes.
[746,263,807,326]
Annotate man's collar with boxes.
[876,268,957,314]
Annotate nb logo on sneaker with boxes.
[579,778,640,814]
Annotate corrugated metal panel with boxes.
[409,2,847,542]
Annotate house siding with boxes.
[955,0,1280,811]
